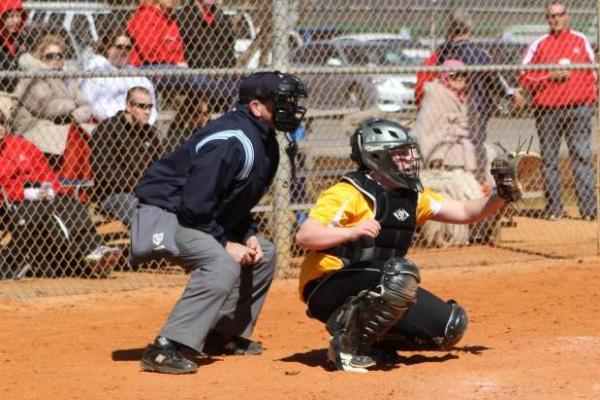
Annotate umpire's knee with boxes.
[256,239,276,278]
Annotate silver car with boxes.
[289,37,429,111]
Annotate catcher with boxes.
[295,118,540,372]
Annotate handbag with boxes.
[129,204,180,265]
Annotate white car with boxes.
[329,35,431,111]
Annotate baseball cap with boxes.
[238,71,283,104]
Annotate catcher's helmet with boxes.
[350,118,422,191]
[238,71,307,133]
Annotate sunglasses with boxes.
[448,72,468,80]
[43,52,64,61]
[130,101,153,110]
[114,44,133,52]
[547,11,567,19]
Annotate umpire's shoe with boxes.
[203,331,263,356]
[140,336,198,374]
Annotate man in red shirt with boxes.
[519,1,597,220]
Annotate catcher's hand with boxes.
[490,150,542,202]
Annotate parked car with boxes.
[23,1,116,67]
[289,37,429,111]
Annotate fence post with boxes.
[596,0,600,255]
[271,0,294,274]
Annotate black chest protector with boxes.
[322,171,418,266]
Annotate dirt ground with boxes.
[1,256,600,400]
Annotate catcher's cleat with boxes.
[371,342,402,365]
[140,336,198,374]
[327,335,376,373]
[203,331,263,356]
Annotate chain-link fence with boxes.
[1,0,599,298]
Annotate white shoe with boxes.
[327,336,375,373]
[84,245,122,278]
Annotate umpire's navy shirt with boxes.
[135,104,279,245]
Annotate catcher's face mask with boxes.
[351,118,422,191]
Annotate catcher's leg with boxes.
[382,287,469,350]
[325,258,420,372]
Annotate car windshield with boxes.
[342,43,426,66]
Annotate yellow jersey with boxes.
[298,181,444,296]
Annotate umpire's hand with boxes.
[226,241,257,267]
[245,236,264,265]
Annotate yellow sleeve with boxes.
[308,182,374,227]
[416,188,444,225]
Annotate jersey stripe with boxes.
[195,130,254,180]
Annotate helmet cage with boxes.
[273,73,307,132]
[352,118,422,191]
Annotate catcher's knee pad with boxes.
[380,257,421,306]
[440,300,468,348]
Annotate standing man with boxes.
[437,8,525,184]
[89,87,163,227]
[134,71,307,374]
[520,1,597,220]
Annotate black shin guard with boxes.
[327,258,420,359]
[384,288,469,350]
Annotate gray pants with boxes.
[99,193,138,227]
[159,222,277,352]
[535,105,597,217]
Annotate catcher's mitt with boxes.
[490,149,542,202]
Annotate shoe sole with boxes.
[139,359,197,375]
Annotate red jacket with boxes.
[520,29,597,107]
[0,135,61,202]
[0,0,28,56]
[127,4,186,67]
[415,50,439,109]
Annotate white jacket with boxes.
[80,55,158,125]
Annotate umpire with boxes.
[134,71,307,374]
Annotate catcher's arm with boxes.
[432,193,506,225]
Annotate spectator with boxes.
[89,87,163,226]
[127,0,234,110]
[177,0,236,69]
[0,0,28,92]
[127,0,187,68]
[80,29,158,125]
[435,8,525,183]
[415,59,478,175]
[12,33,95,187]
[519,1,597,221]
[0,110,122,279]
[165,91,211,152]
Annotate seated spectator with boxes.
[0,0,28,92]
[0,111,122,279]
[80,29,158,125]
[165,91,211,152]
[178,0,236,69]
[89,87,163,226]
[414,59,476,174]
[12,33,95,188]
[127,0,234,109]
[127,0,187,68]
